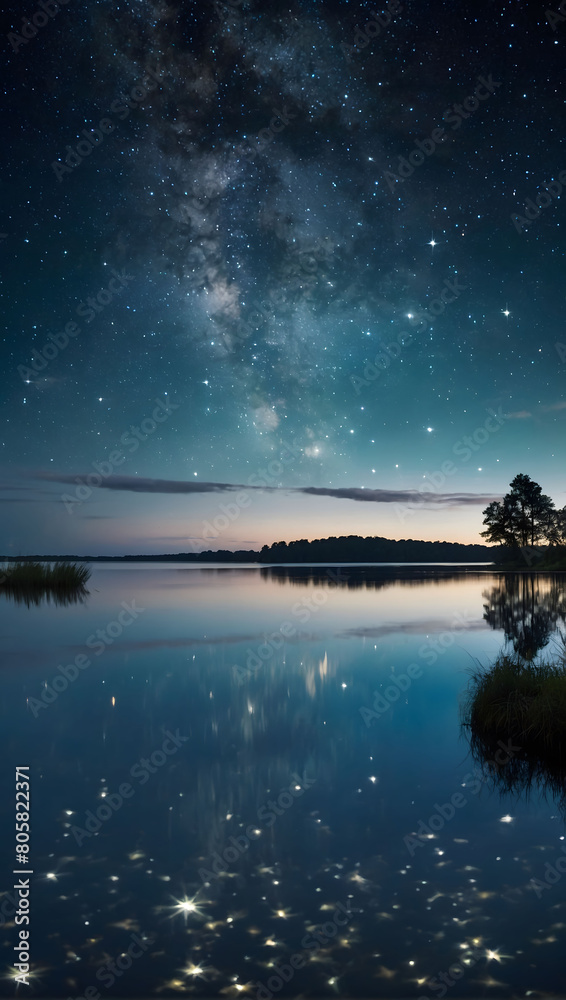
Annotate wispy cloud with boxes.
[34,472,252,494]
[297,486,500,506]
[541,400,566,412]
[338,618,487,638]
[32,472,500,507]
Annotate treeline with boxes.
[2,538,493,563]
[258,536,492,563]
[0,550,257,563]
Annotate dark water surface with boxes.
[2,565,566,997]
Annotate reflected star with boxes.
[3,965,50,987]
[485,948,509,963]
[220,981,256,996]
[163,892,209,923]
[180,961,214,981]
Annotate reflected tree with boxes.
[482,574,566,660]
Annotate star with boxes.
[181,962,213,980]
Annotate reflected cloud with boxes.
[339,618,486,638]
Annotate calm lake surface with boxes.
[2,564,566,998]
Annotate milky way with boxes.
[2,0,565,552]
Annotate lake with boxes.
[2,564,566,998]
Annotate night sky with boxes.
[2,0,565,555]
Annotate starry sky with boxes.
[2,0,565,555]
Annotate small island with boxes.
[461,474,566,801]
[0,561,91,604]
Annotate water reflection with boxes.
[0,584,89,607]
[2,566,566,996]
[465,720,566,814]
[261,565,492,590]
[462,574,566,813]
[482,573,566,659]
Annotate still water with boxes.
[2,565,566,997]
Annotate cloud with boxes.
[32,472,500,507]
[297,487,500,506]
[338,617,488,639]
[541,400,566,412]
[506,410,532,419]
[35,472,251,494]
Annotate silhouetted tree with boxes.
[555,506,566,544]
[481,473,557,547]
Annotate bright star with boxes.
[181,961,213,980]
[166,893,208,922]
[486,949,502,962]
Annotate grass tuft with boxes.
[0,561,91,596]
[464,652,566,749]
[462,643,566,807]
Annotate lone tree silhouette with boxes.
[481,473,563,548]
